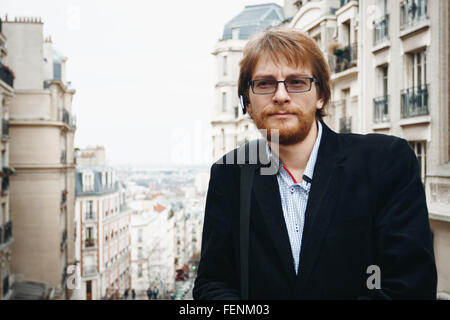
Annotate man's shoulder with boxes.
[337,131,408,154]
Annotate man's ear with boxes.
[315,98,324,110]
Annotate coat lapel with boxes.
[295,121,346,297]
[253,171,297,281]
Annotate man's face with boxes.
[247,54,323,145]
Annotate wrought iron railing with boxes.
[2,119,9,137]
[373,95,390,123]
[374,14,389,45]
[85,238,96,248]
[401,85,429,118]
[1,176,9,194]
[0,62,14,88]
[85,212,97,221]
[400,0,428,30]
[339,117,352,133]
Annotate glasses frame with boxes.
[249,76,319,95]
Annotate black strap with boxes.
[239,163,255,300]
[238,139,263,300]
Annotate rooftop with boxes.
[222,3,284,40]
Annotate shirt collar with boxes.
[265,120,323,183]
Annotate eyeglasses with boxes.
[249,77,319,95]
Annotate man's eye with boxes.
[288,79,308,86]
[256,81,273,87]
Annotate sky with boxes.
[0,0,285,168]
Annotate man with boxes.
[193,29,437,300]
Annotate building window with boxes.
[221,129,226,153]
[138,229,143,243]
[232,28,240,40]
[409,141,426,183]
[374,66,389,123]
[138,247,143,259]
[222,92,227,112]
[402,49,428,118]
[138,264,142,278]
[223,56,228,76]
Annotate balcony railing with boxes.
[400,0,428,30]
[85,212,97,221]
[374,14,389,45]
[60,229,67,249]
[329,43,358,74]
[373,95,390,123]
[0,221,12,244]
[401,85,429,118]
[339,117,352,133]
[61,190,67,205]
[1,176,9,195]
[3,275,9,296]
[60,150,67,164]
[2,119,9,137]
[0,62,14,88]
[85,238,96,248]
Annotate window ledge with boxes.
[372,122,391,130]
[371,40,391,54]
[399,19,430,40]
[399,115,431,127]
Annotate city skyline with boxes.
[0,0,284,167]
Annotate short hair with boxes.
[238,28,331,119]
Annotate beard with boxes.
[251,105,316,146]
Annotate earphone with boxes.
[240,95,247,115]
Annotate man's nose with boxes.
[273,81,291,105]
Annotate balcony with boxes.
[61,190,68,206]
[339,117,352,133]
[374,14,389,46]
[400,0,428,30]
[3,275,9,297]
[0,62,14,88]
[329,43,358,74]
[2,119,9,138]
[60,229,67,250]
[401,85,429,118]
[85,238,96,249]
[0,221,12,245]
[85,212,97,222]
[373,95,390,123]
[1,176,9,195]
[60,150,67,164]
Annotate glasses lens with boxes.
[253,80,276,94]
[286,78,311,93]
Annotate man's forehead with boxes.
[253,52,311,75]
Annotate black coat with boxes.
[193,121,437,300]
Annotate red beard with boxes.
[252,106,316,146]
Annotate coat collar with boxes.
[251,120,347,291]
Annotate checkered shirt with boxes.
[265,121,323,274]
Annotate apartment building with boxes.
[3,16,76,299]
[74,163,131,300]
[359,0,450,298]
[211,3,285,161]
[0,17,14,300]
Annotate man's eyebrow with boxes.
[253,72,311,79]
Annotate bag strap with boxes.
[237,139,263,300]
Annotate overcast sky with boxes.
[0,0,284,168]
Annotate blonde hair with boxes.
[238,28,331,119]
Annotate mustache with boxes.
[262,108,302,116]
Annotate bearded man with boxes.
[193,29,437,300]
